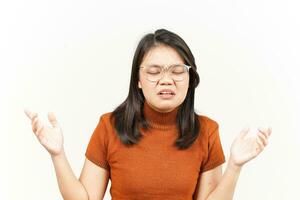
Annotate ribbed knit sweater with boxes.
[85,101,225,200]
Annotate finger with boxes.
[267,127,272,136]
[31,116,38,127]
[25,109,38,121]
[258,127,270,139]
[48,112,58,127]
[257,132,268,146]
[32,123,37,134]
[256,136,265,150]
[31,116,39,130]
[24,109,32,119]
[239,127,250,139]
[36,123,45,135]
[24,109,35,120]
[33,118,43,136]
[257,130,267,140]
[32,118,40,135]
[32,125,37,134]
[32,117,39,128]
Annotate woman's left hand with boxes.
[229,127,272,168]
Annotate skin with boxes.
[24,44,272,200]
[138,44,189,113]
[194,127,271,200]
[137,44,272,200]
[24,111,108,200]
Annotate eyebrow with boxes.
[147,63,182,67]
[147,64,161,67]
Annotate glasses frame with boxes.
[139,64,192,82]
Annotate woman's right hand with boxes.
[24,110,64,156]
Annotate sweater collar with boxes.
[143,101,179,129]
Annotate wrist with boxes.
[50,148,65,160]
[228,157,243,172]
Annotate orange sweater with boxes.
[85,101,225,200]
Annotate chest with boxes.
[107,131,203,198]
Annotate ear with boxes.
[138,81,142,89]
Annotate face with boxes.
[138,45,190,113]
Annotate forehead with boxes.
[141,45,184,66]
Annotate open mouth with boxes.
[158,92,175,95]
[157,92,175,98]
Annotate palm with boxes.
[25,110,64,156]
[37,124,63,155]
[230,127,271,166]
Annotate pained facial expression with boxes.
[138,45,190,113]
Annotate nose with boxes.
[158,71,174,85]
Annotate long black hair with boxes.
[109,28,200,150]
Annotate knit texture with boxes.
[85,101,225,200]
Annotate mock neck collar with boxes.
[143,101,179,130]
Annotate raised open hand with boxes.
[24,110,64,156]
[230,127,272,167]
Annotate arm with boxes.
[205,158,241,200]
[193,158,241,200]
[51,149,89,200]
[193,166,222,200]
[79,158,110,200]
[24,110,109,200]
[51,149,109,200]
[194,158,241,200]
[194,127,271,200]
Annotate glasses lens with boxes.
[145,65,162,82]
[144,64,189,82]
[170,64,188,81]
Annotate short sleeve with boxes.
[85,115,110,171]
[201,121,226,172]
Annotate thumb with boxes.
[24,109,37,120]
[48,112,59,127]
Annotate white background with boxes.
[1,0,299,199]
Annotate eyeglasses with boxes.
[139,64,191,82]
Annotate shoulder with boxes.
[196,114,219,128]
[97,111,120,134]
[91,112,115,134]
[93,110,115,124]
[195,114,219,137]
[99,112,114,122]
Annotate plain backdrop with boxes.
[1,0,299,199]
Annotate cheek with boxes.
[178,81,189,91]
[145,85,156,95]
[139,81,156,96]
[176,82,190,98]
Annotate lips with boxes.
[157,89,176,95]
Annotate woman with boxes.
[24,28,271,200]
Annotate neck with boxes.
[143,101,179,130]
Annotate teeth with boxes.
[160,92,173,95]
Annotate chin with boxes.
[156,104,176,112]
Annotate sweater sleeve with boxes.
[85,115,110,171]
[201,120,225,172]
